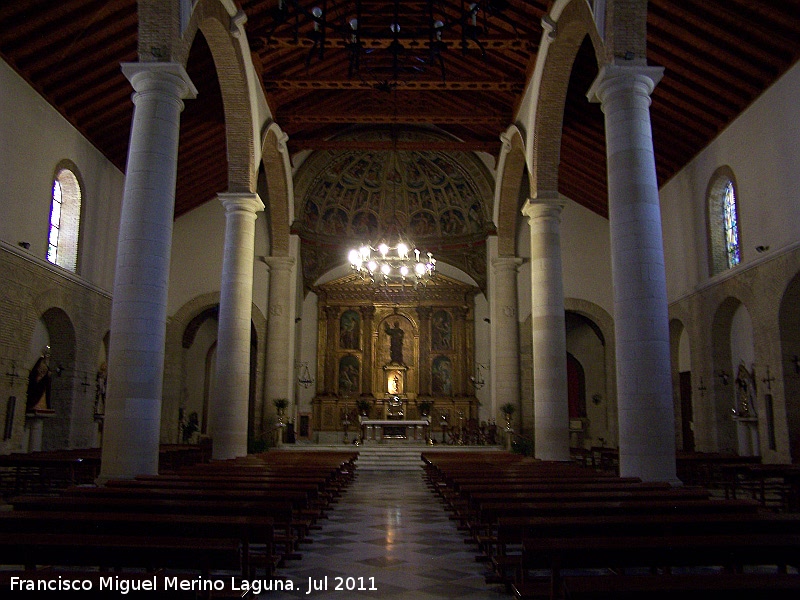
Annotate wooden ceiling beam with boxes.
[264,78,523,92]
[278,112,508,126]
[257,35,534,52]
[647,6,772,81]
[15,11,136,74]
[285,138,499,152]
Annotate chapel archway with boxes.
[779,269,800,462]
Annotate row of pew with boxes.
[422,451,800,599]
[0,443,212,498]
[0,449,357,597]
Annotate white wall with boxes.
[167,199,270,317]
[0,59,124,291]
[167,199,226,316]
[516,197,614,321]
[661,60,800,300]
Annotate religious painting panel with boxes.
[339,310,360,349]
[338,355,360,397]
[432,355,453,396]
[431,310,452,351]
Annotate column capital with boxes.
[218,192,264,214]
[491,256,523,274]
[261,255,295,272]
[521,193,566,223]
[359,305,376,320]
[587,64,664,105]
[121,62,197,99]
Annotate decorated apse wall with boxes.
[292,128,495,290]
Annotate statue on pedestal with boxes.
[26,346,53,414]
[384,321,405,364]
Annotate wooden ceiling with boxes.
[1,1,799,221]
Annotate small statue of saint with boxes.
[94,362,107,417]
[26,346,53,414]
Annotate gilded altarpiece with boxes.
[312,273,479,435]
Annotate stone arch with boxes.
[495,126,528,257]
[181,0,257,194]
[779,269,800,462]
[163,293,267,443]
[261,123,293,257]
[669,318,695,451]
[35,307,77,450]
[710,296,754,453]
[527,0,604,196]
[564,297,616,447]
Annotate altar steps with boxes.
[273,444,503,472]
[355,445,504,472]
[356,446,425,472]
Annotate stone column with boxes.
[522,195,570,462]
[99,63,195,481]
[491,256,523,427]
[359,306,376,396]
[210,193,264,460]
[589,64,678,482]
[263,257,296,413]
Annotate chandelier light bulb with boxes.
[348,241,435,288]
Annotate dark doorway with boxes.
[679,371,695,451]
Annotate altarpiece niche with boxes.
[311,273,479,436]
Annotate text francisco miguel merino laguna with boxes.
[10,575,379,594]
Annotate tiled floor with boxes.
[266,469,508,599]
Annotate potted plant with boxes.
[355,398,372,417]
[500,402,516,429]
[273,398,288,416]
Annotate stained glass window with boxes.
[47,180,63,264]
[722,180,740,268]
[46,166,81,272]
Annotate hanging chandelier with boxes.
[263,0,509,90]
[348,242,435,286]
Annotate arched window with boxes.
[47,164,82,272]
[707,167,741,276]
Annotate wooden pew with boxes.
[0,532,241,575]
[0,510,276,577]
[9,495,301,554]
[556,573,800,600]
[514,532,800,600]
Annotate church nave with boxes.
[270,469,505,599]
